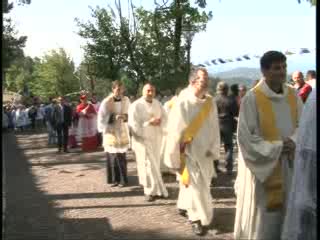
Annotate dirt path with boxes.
[3,131,236,239]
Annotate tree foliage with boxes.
[4,56,34,94]
[76,0,212,96]
[297,0,316,6]
[5,48,79,100]
[3,0,31,13]
[2,0,31,74]
[29,48,79,100]
[3,18,27,70]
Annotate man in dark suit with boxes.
[215,81,239,174]
[52,96,72,153]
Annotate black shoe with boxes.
[191,220,204,236]
[63,149,69,153]
[160,194,169,199]
[214,160,222,173]
[178,209,188,218]
[110,183,119,187]
[145,195,155,202]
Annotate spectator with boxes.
[306,70,316,89]
[292,71,312,103]
[215,81,239,174]
[52,96,73,153]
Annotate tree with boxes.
[3,0,31,14]
[75,7,123,81]
[3,18,27,70]
[154,0,212,82]
[29,48,79,99]
[76,1,212,95]
[2,0,31,90]
[4,56,34,94]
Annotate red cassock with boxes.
[76,103,98,152]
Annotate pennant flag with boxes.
[198,48,313,66]
[300,48,310,54]
[218,58,226,64]
[211,59,217,65]
[285,50,295,55]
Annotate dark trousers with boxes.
[97,132,102,146]
[56,123,69,151]
[220,127,234,171]
[31,117,36,129]
[106,152,128,185]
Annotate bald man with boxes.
[164,68,220,235]
[128,83,168,202]
[292,71,312,103]
[306,70,316,89]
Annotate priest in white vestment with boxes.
[98,80,131,187]
[164,68,220,236]
[234,51,303,240]
[128,83,168,202]
[281,88,316,240]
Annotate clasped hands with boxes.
[148,117,161,126]
[115,114,126,121]
[281,137,295,154]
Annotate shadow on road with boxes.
[4,131,236,239]
[3,132,203,240]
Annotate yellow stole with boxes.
[254,85,297,211]
[180,95,213,187]
[167,98,176,109]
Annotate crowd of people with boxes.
[2,50,316,239]
[2,102,46,131]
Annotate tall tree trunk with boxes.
[186,42,191,80]
[173,0,182,67]
[116,0,146,84]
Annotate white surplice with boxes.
[281,89,317,240]
[97,95,131,153]
[164,87,220,226]
[234,79,303,240]
[128,97,168,197]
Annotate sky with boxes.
[9,0,316,73]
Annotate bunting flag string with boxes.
[196,48,315,67]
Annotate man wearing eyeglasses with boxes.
[164,68,220,236]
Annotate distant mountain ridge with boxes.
[208,67,262,87]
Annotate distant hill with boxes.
[214,67,262,80]
[208,67,261,87]
[208,67,295,87]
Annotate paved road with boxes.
[3,131,236,240]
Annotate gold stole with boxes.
[180,96,213,187]
[254,85,297,211]
[167,98,175,109]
